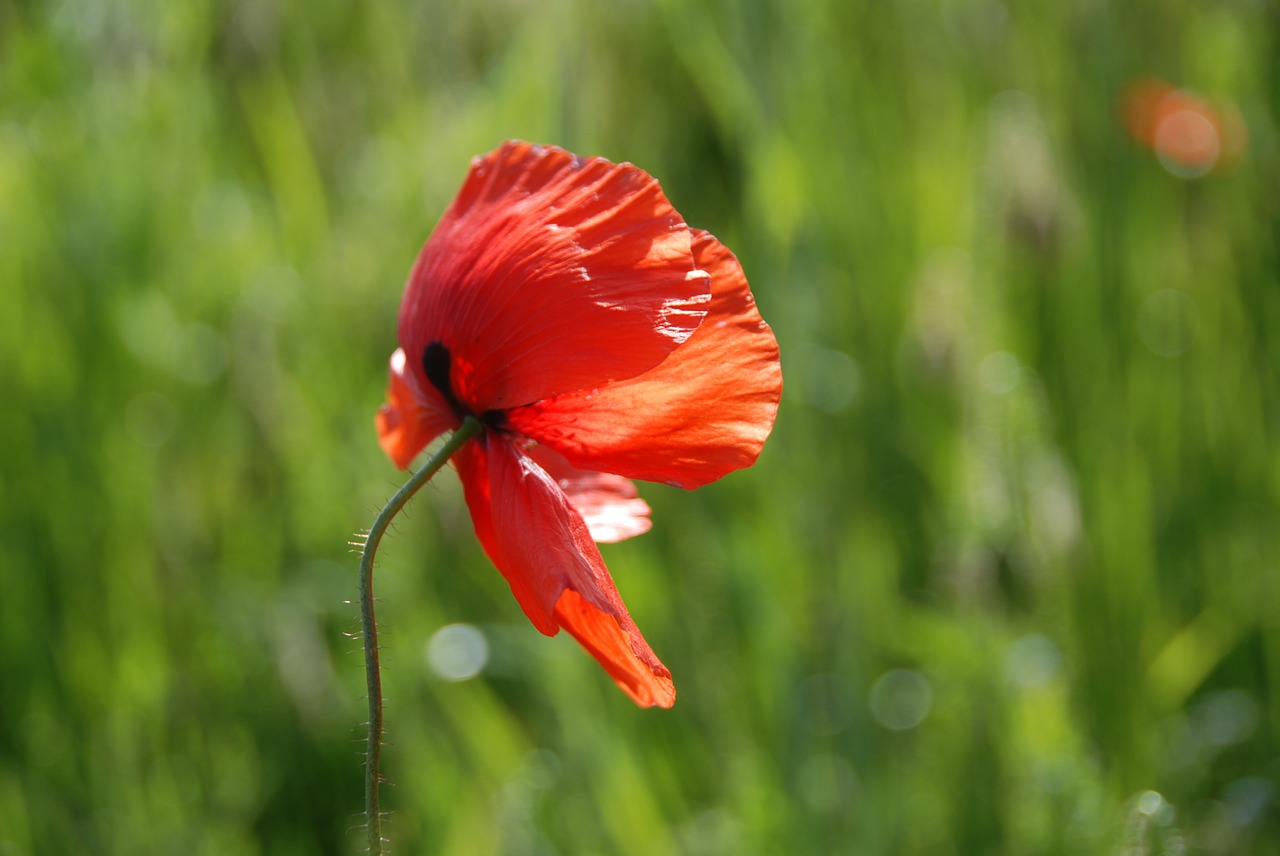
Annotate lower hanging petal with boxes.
[452,438,501,574]
[468,436,674,707]
[554,589,675,708]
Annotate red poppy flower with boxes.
[1121,77,1247,177]
[376,141,782,708]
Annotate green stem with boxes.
[359,416,483,854]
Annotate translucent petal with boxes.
[397,141,710,413]
[509,231,782,488]
[525,444,652,543]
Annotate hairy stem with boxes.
[359,416,482,854]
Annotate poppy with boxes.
[376,141,782,707]
[1121,77,1247,178]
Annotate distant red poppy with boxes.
[1122,77,1247,177]
[376,141,782,707]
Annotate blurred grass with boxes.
[2,0,1279,853]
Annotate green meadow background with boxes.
[3,0,1278,853]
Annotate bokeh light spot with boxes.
[426,623,489,681]
[869,669,933,731]
[1224,777,1273,828]
[1136,790,1164,817]
[1154,109,1220,178]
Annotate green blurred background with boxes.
[3,0,1279,853]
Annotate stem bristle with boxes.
[357,417,482,856]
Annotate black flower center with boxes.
[422,341,506,430]
[422,341,456,406]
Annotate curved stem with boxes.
[359,416,483,854]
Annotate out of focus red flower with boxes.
[376,141,782,707]
[1122,77,1246,178]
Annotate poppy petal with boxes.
[376,348,457,469]
[452,437,505,593]
[398,141,711,413]
[457,435,674,706]
[524,444,652,543]
[507,231,782,489]
[554,588,675,708]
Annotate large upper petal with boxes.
[453,435,675,708]
[375,348,457,469]
[507,231,782,489]
[398,141,711,414]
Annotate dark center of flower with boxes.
[422,341,507,431]
[422,341,456,404]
